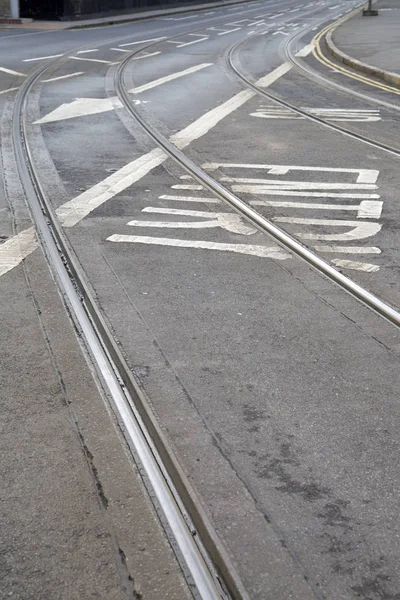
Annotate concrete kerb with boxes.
[325,18,400,89]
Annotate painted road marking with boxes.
[130,63,212,94]
[273,217,381,241]
[35,63,213,124]
[0,66,25,76]
[70,56,117,65]
[204,164,379,183]
[203,162,383,271]
[132,51,161,60]
[159,194,220,203]
[331,259,379,272]
[77,49,98,54]
[0,87,19,95]
[251,106,381,122]
[42,72,84,83]
[5,62,359,276]
[295,43,315,57]
[250,200,383,218]
[0,228,38,277]
[129,207,257,234]
[107,236,290,259]
[23,54,63,62]
[119,37,166,47]
[177,35,209,48]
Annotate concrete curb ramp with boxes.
[326,26,400,90]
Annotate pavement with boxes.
[1,0,400,599]
[330,0,400,83]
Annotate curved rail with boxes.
[11,32,249,600]
[115,38,400,328]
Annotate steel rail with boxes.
[115,39,400,328]
[11,42,242,600]
[227,36,400,159]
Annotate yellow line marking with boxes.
[311,10,400,96]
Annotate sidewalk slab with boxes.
[330,0,400,84]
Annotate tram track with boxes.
[114,28,400,328]
[9,3,396,598]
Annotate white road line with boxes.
[129,63,212,94]
[70,56,116,64]
[222,177,377,190]
[0,66,25,76]
[77,49,98,54]
[315,245,381,254]
[273,217,382,241]
[295,43,315,57]
[119,37,166,47]
[177,36,209,48]
[23,54,63,62]
[332,259,379,273]
[110,47,132,53]
[159,195,220,203]
[250,200,383,218]
[0,87,19,95]
[30,64,292,234]
[172,184,204,190]
[204,163,379,184]
[257,63,292,86]
[273,30,289,36]
[218,28,241,35]
[42,72,84,83]
[35,63,213,123]
[0,228,38,277]
[107,235,290,259]
[132,51,161,60]
[233,188,380,199]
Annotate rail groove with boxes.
[12,34,249,600]
[115,35,400,328]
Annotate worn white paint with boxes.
[251,107,381,122]
[35,63,213,124]
[129,63,212,94]
[204,163,379,184]
[77,49,98,54]
[222,177,377,190]
[159,195,220,203]
[57,149,167,228]
[172,184,204,190]
[129,206,256,234]
[0,87,19,95]
[0,228,38,277]
[42,72,84,83]
[315,245,381,254]
[119,37,166,47]
[273,217,382,241]
[0,66,25,76]
[132,51,161,60]
[250,200,383,218]
[70,56,116,65]
[232,187,379,199]
[177,35,209,48]
[332,259,379,273]
[23,54,63,62]
[107,235,290,259]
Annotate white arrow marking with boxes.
[34,63,213,124]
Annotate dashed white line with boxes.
[129,63,212,94]
[42,72,84,83]
[23,54,63,62]
[119,37,165,47]
[0,66,25,76]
